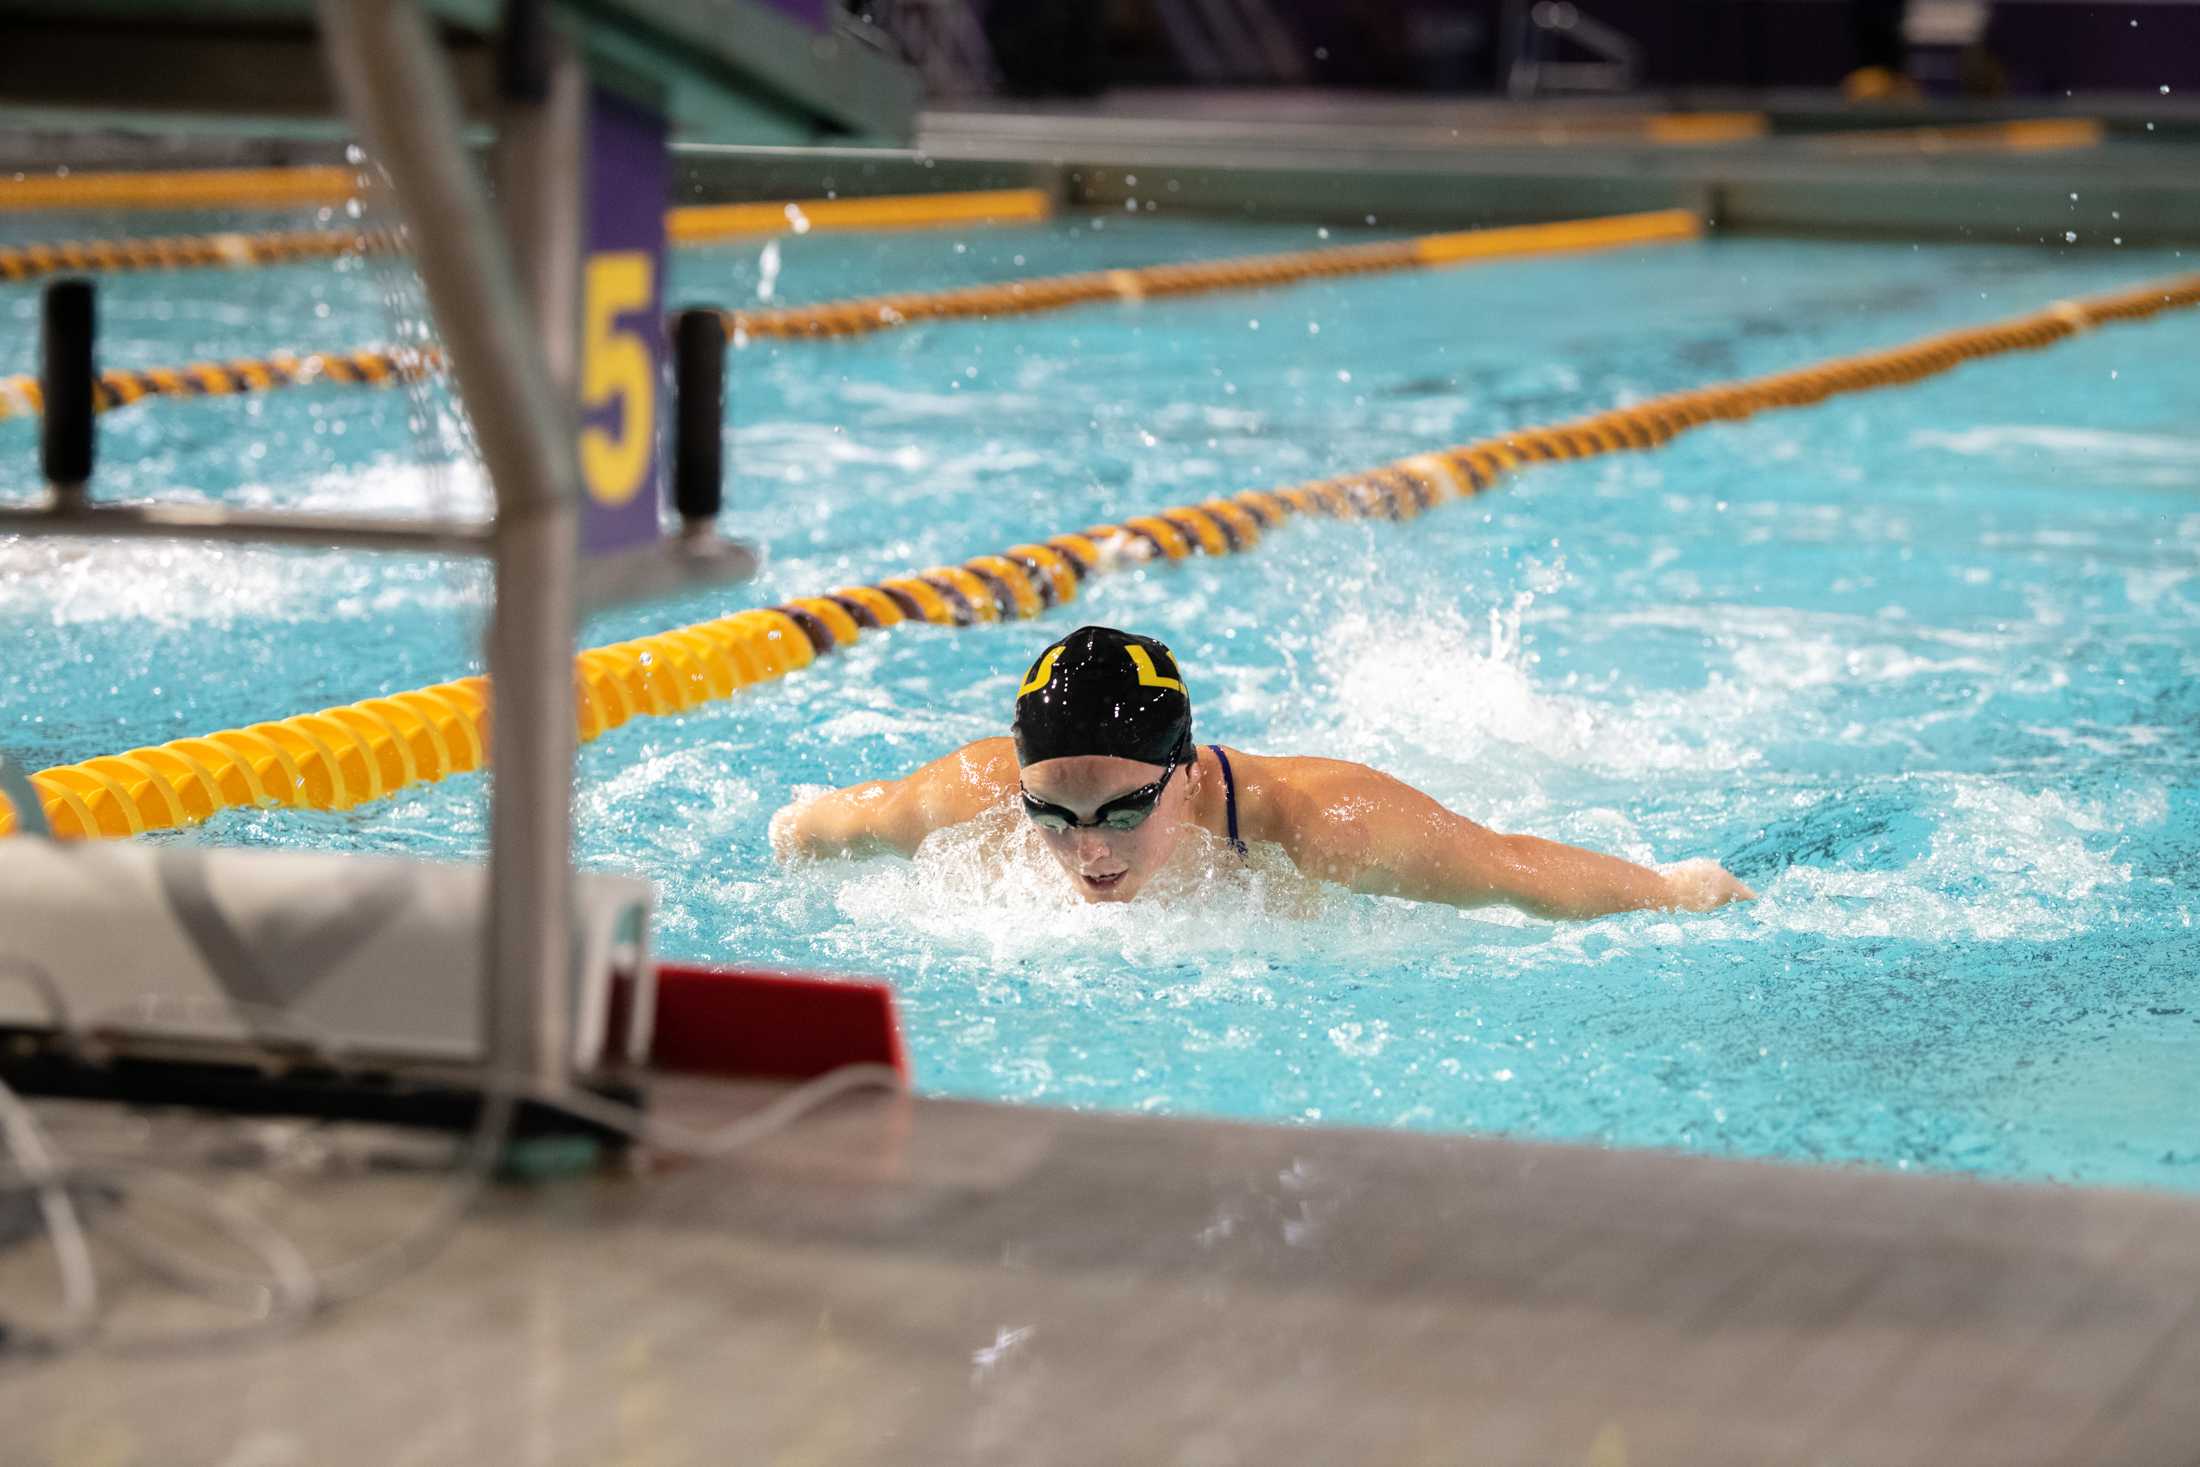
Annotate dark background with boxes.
[972,1,2200,99]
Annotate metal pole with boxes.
[0,503,491,555]
[494,19,586,398]
[315,0,579,1090]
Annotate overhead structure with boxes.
[0,3,919,1106]
[0,0,919,145]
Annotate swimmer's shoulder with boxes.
[906,736,1019,826]
[1206,748,1372,844]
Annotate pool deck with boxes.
[7,1077,2200,1466]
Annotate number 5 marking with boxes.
[580,251,654,506]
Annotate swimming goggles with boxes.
[1020,744,1186,833]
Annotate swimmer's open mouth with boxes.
[1080,871,1127,892]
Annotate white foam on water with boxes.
[754,238,780,303]
[1759,777,2161,943]
[1290,597,1749,799]
[0,458,488,627]
[1912,425,2200,490]
[574,738,762,949]
[780,800,1536,998]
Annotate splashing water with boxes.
[4,225,2198,1191]
[755,238,781,303]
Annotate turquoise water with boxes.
[3,209,2197,1192]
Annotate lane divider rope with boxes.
[0,210,1698,422]
[9,269,2196,840]
[1808,117,2106,156]
[726,209,1702,341]
[0,347,443,424]
[0,189,1052,285]
[0,166,360,213]
[0,227,401,283]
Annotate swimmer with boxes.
[771,625,1754,917]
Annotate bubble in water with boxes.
[755,238,781,302]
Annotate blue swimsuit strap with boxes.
[1209,744,1248,857]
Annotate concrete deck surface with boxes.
[4,1079,2199,1466]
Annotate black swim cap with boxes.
[1011,625,1193,767]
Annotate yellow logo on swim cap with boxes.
[1124,644,1185,693]
[1018,645,1064,698]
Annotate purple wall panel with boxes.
[579,87,669,558]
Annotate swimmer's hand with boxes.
[1659,858,1756,911]
[767,802,807,861]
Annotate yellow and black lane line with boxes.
[12,269,2198,840]
[729,210,1701,343]
[0,347,444,425]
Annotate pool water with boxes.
[3,207,2197,1192]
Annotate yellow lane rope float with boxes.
[0,166,360,212]
[1440,111,1764,146]
[8,268,2195,841]
[667,187,1052,244]
[728,208,1702,341]
[1811,118,2105,155]
[1639,113,1767,144]
[0,211,1698,421]
[0,190,1053,285]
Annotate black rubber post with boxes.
[671,308,726,525]
[498,0,551,103]
[40,278,96,492]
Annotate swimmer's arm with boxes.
[771,737,1016,860]
[1263,761,1752,919]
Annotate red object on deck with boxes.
[646,962,908,1080]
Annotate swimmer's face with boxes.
[1017,751,1200,903]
